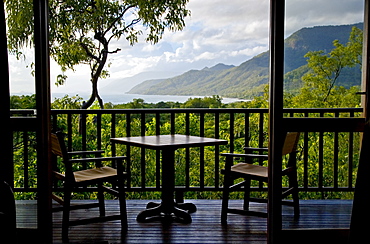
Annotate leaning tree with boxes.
[6,0,190,109]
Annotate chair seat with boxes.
[74,166,118,183]
[231,163,268,178]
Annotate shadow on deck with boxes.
[15,199,352,243]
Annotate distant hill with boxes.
[126,78,166,94]
[127,23,363,99]
[128,63,235,94]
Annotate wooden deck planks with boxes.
[14,199,352,243]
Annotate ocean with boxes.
[52,93,249,104]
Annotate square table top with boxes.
[111,134,228,150]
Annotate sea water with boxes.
[52,93,249,104]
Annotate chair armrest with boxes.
[221,153,268,159]
[69,156,127,163]
[68,150,105,156]
[221,153,268,172]
[69,156,127,175]
[244,147,268,153]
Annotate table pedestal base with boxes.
[136,202,196,223]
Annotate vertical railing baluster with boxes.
[258,111,265,180]
[200,113,205,137]
[81,112,87,170]
[141,113,146,136]
[258,111,265,189]
[97,113,102,151]
[333,112,339,190]
[245,112,250,147]
[111,112,116,156]
[259,112,264,150]
[185,112,190,189]
[140,112,146,189]
[23,132,29,189]
[111,113,118,178]
[304,112,309,190]
[125,112,131,137]
[200,113,205,189]
[214,112,220,189]
[155,112,160,135]
[348,110,355,189]
[171,112,176,134]
[156,112,161,189]
[126,112,131,189]
[318,112,324,194]
[185,112,190,135]
[67,114,72,151]
[229,113,235,153]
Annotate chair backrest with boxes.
[51,132,76,181]
[282,132,300,156]
[51,132,68,158]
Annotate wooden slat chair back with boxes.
[51,133,64,157]
[51,132,128,243]
[282,132,300,156]
[221,132,300,223]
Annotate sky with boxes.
[8,0,365,95]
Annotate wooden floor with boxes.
[15,199,353,243]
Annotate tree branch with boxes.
[323,63,343,102]
[80,41,100,62]
[108,48,121,54]
[107,17,141,44]
[103,5,135,37]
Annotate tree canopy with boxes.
[6,0,190,108]
[286,26,362,108]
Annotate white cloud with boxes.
[194,51,217,61]
[285,0,364,35]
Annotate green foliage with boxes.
[181,95,224,108]
[286,26,362,108]
[10,94,36,109]
[52,95,84,109]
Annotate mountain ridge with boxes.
[127,23,363,98]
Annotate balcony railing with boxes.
[11,107,363,199]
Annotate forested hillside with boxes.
[128,23,363,99]
[128,63,235,94]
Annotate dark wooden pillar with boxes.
[268,0,285,243]
[0,2,16,241]
[349,0,370,243]
[0,0,12,187]
[33,0,52,242]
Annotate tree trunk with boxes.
[81,45,108,110]
[81,80,104,109]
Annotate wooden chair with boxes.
[221,132,300,223]
[51,132,128,242]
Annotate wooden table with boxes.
[111,134,228,223]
